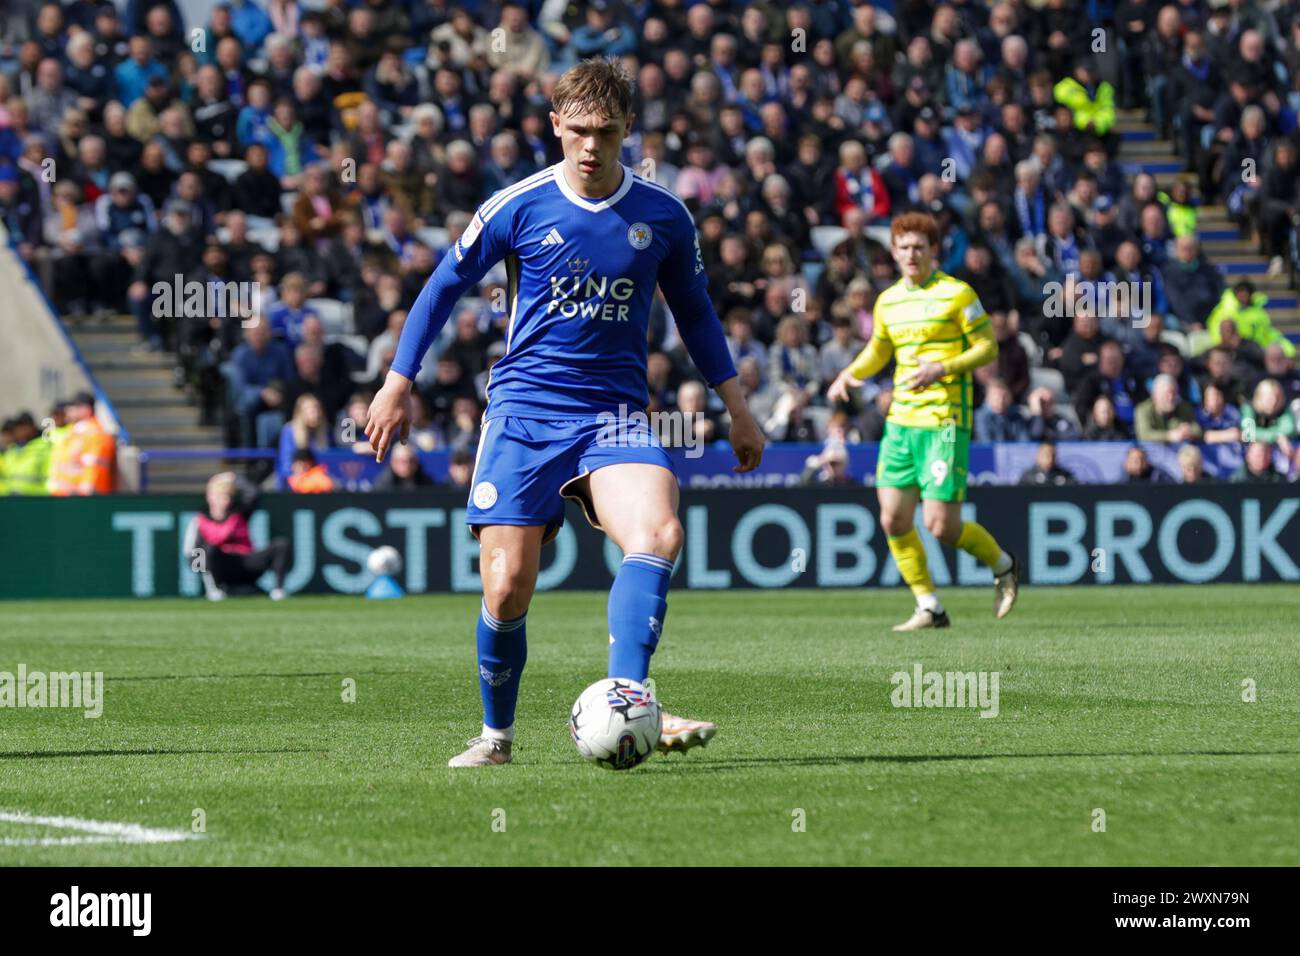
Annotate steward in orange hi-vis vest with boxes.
[48,393,116,496]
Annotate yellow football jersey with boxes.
[846,270,990,430]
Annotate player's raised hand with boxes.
[366,372,414,464]
[827,370,864,404]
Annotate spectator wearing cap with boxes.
[1135,373,1202,443]
[902,107,941,178]
[113,34,167,107]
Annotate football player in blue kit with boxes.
[366,58,765,767]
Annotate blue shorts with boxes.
[466,415,677,544]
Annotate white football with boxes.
[366,545,402,577]
[569,678,662,770]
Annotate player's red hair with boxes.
[890,212,940,247]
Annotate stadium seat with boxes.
[1018,332,1043,366]
[1159,329,1189,355]
[1029,367,1068,402]
[810,226,849,259]
[307,298,354,337]
[207,160,248,184]
[416,226,449,251]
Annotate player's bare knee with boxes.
[926,514,960,544]
[627,516,683,561]
[881,512,912,537]
[482,574,533,620]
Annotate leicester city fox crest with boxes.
[627,222,653,249]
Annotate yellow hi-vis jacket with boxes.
[1053,76,1116,136]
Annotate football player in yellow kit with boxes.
[829,213,1021,630]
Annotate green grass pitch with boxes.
[1,585,1297,865]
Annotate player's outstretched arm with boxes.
[716,376,764,473]
[829,334,892,402]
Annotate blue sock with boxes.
[607,553,673,682]
[477,602,527,732]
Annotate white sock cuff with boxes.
[481,723,514,742]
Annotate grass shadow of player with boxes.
[0,747,321,760]
[660,750,1300,772]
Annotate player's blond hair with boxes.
[206,471,237,498]
[552,58,634,121]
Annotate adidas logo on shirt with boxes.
[539,227,565,246]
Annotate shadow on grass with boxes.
[111,671,415,682]
[0,748,321,760]
[661,751,1300,772]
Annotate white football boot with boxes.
[657,713,717,753]
[448,736,513,768]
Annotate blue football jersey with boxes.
[391,161,736,419]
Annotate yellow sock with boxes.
[955,520,1006,570]
[886,530,935,599]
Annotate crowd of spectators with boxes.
[3,0,1300,491]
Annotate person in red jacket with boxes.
[184,472,290,601]
[833,139,891,226]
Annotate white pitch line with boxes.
[0,810,200,845]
